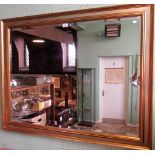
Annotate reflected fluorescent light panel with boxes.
[33,39,45,43]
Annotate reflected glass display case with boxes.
[77,68,95,127]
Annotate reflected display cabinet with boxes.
[77,68,95,127]
[11,83,55,125]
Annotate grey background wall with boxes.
[0,4,154,150]
[77,20,141,67]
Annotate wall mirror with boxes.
[0,5,153,149]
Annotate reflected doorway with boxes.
[100,57,128,124]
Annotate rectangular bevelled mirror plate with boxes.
[10,16,141,137]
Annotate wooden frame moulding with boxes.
[0,4,154,150]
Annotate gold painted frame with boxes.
[0,4,154,149]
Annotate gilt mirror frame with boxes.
[0,4,154,150]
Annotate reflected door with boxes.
[101,57,128,124]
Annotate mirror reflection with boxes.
[10,16,141,137]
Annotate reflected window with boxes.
[25,44,29,67]
[68,43,76,67]
[61,43,76,68]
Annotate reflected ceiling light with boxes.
[32,39,45,43]
[132,20,137,24]
[62,23,69,28]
